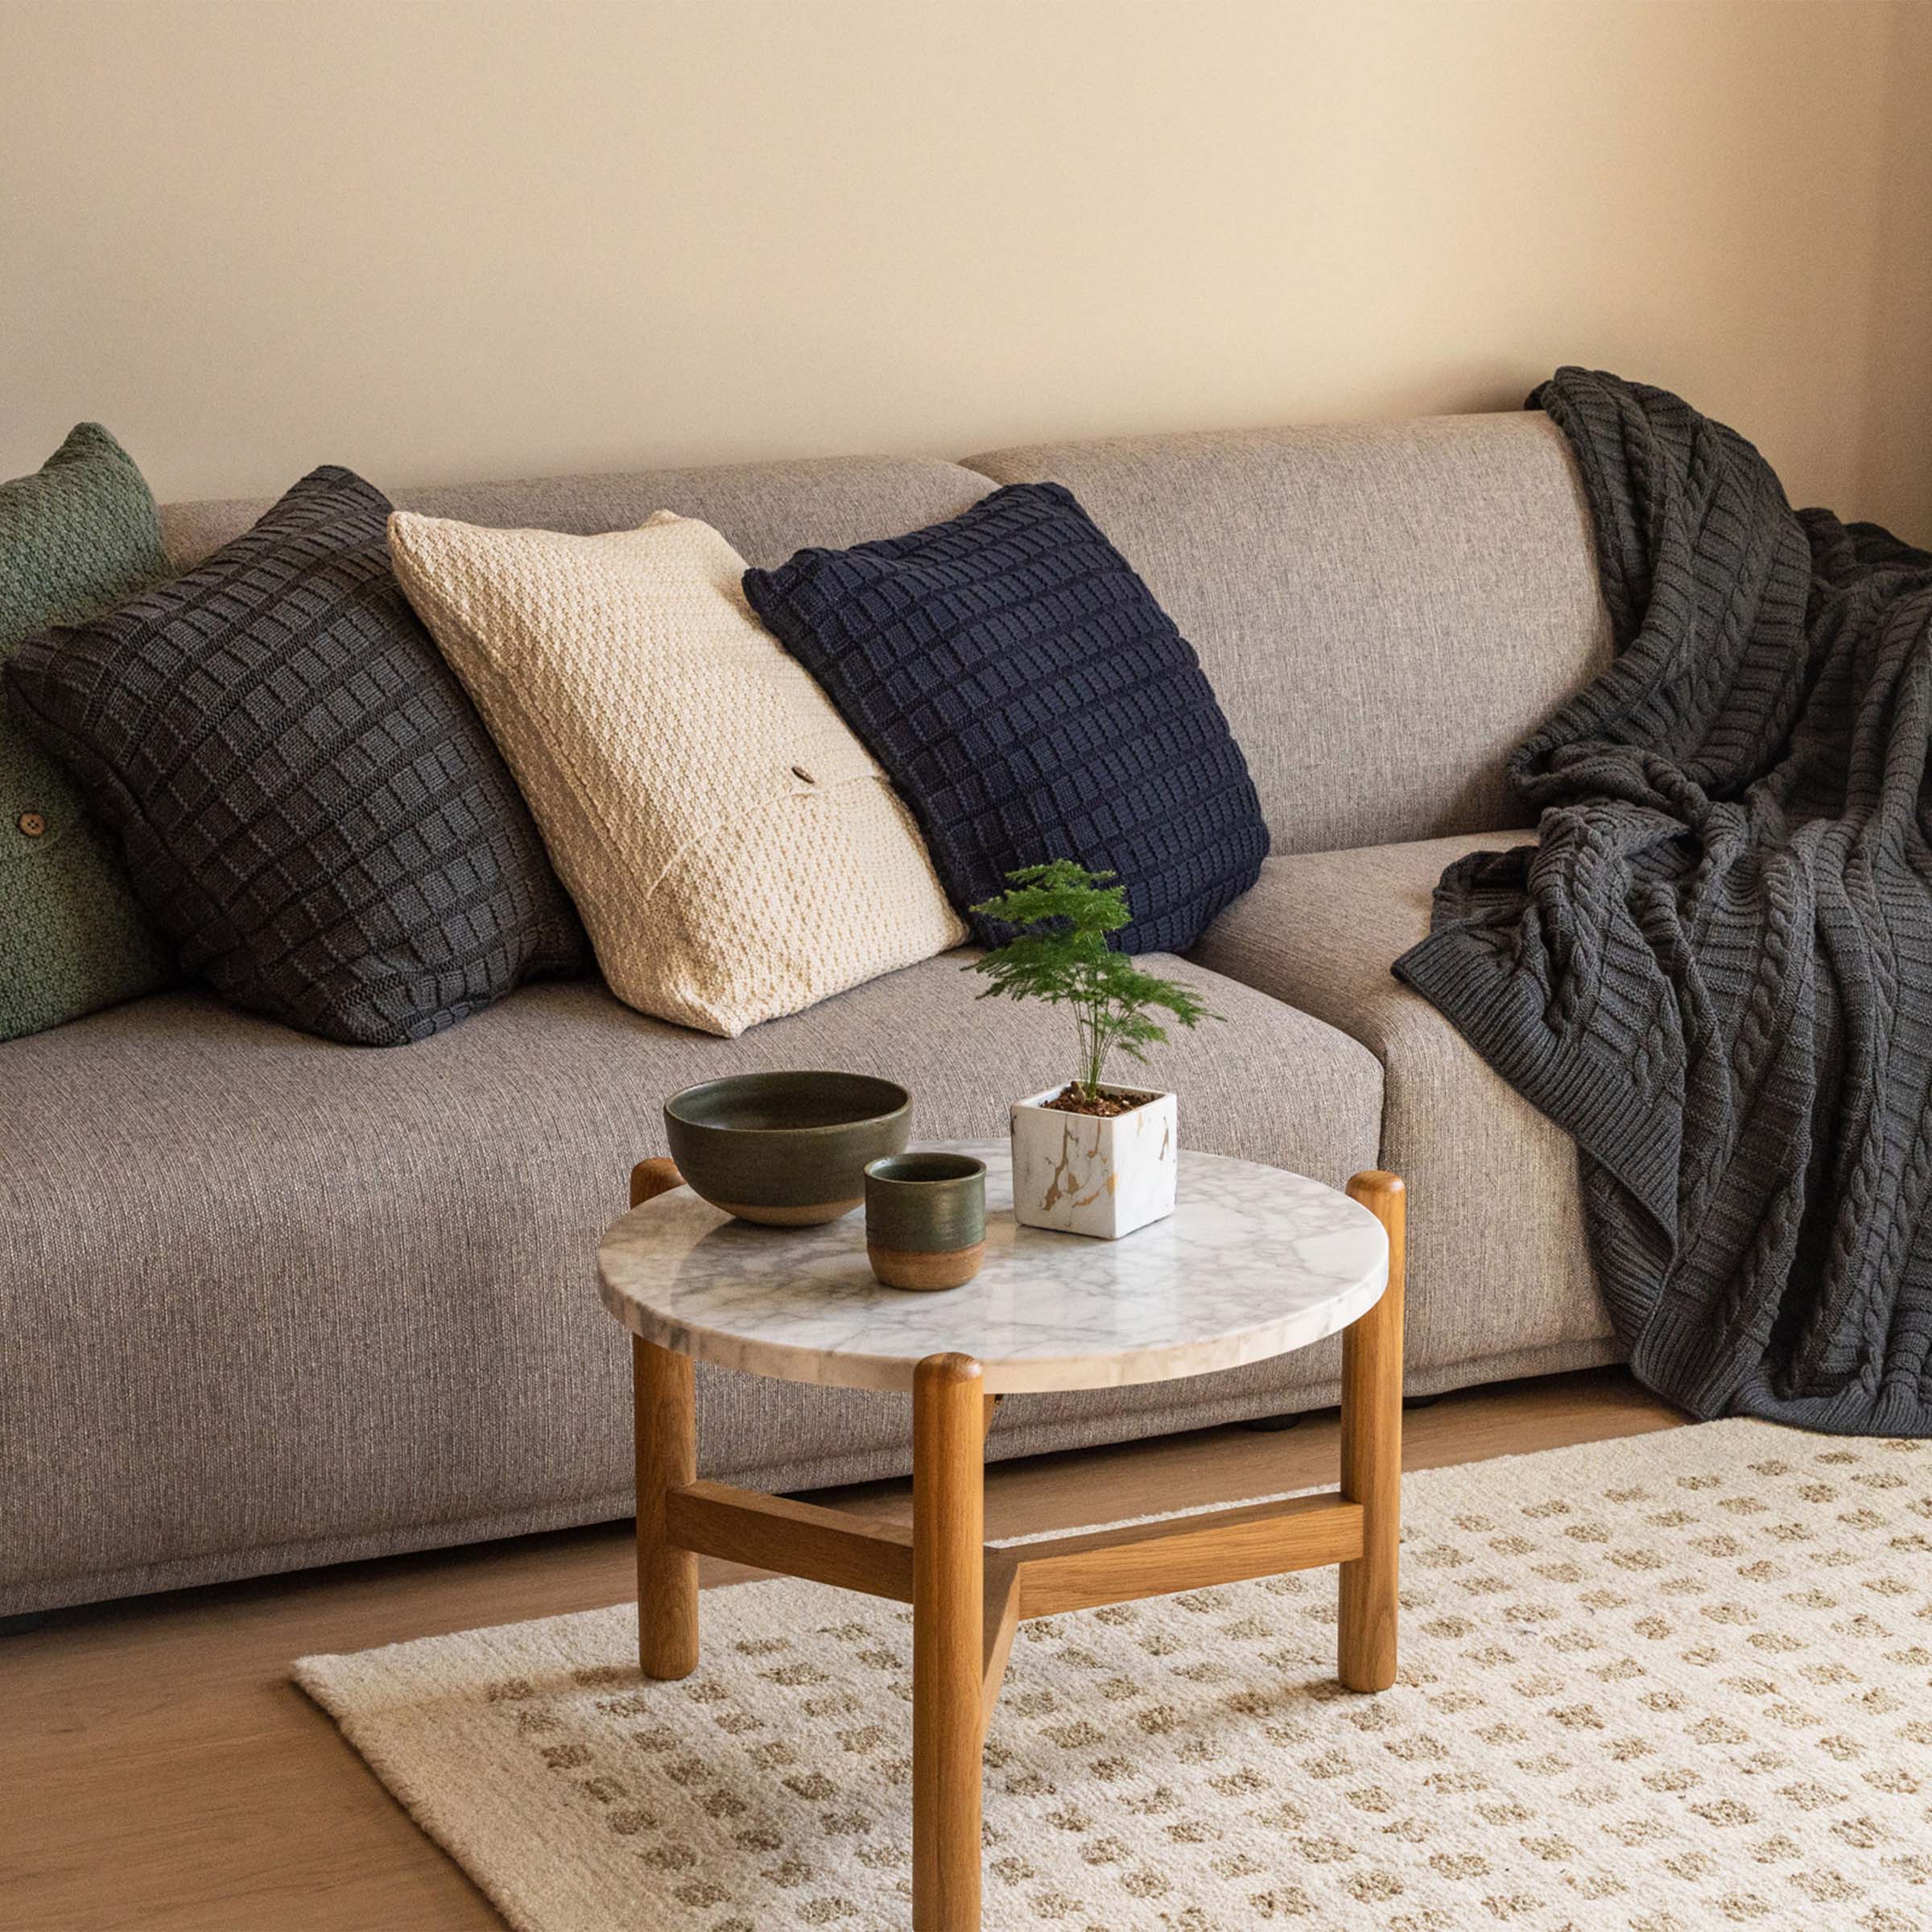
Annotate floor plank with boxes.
[0,1367,1679,1932]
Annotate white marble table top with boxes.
[597,1143,1386,1395]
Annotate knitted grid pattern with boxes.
[6,467,586,1047]
[1396,368,1932,1435]
[741,481,1268,953]
[386,510,966,1038]
[0,423,175,1040]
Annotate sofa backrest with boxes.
[160,452,993,573]
[160,415,1611,859]
[966,415,1612,853]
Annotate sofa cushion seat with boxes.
[0,952,1381,1614]
[1191,834,1617,1375]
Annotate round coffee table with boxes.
[598,1143,1404,1932]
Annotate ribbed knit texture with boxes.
[6,467,587,1046]
[742,482,1269,953]
[0,423,175,1040]
[387,510,967,1037]
[1396,368,1932,1435]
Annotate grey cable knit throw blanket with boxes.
[1395,369,1932,1434]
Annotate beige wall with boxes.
[3,0,1928,536]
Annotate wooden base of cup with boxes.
[868,1241,985,1291]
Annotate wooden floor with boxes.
[2,1367,1679,1932]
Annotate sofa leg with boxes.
[1239,1411,1303,1433]
[0,1610,52,1637]
[1339,1171,1405,1693]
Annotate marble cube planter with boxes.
[1009,1085,1178,1240]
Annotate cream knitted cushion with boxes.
[386,510,966,1035]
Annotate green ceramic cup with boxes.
[864,1152,987,1291]
[663,1071,910,1225]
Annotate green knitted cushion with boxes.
[2,424,175,1040]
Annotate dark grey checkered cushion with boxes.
[6,467,587,1045]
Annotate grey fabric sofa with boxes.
[0,415,1622,1619]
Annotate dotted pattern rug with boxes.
[296,1421,1932,1931]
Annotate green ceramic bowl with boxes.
[663,1071,911,1226]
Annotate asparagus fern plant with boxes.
[967,861,1213,1104]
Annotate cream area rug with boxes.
[297,1422,1932,1932]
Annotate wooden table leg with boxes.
[914,1353,985,1932]
[630,1158,697,1680]
[634,1335,698,1679]
[1339,1171,1405,1693]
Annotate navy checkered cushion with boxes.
[6,467,587,1045]
[742,481,1267,952]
